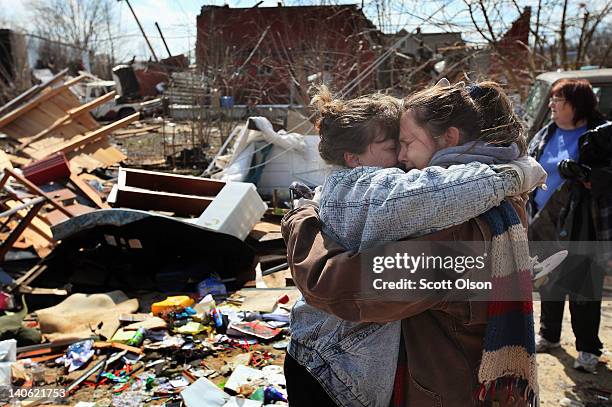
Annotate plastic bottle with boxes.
[126,327,146,347]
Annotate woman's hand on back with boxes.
[494,156,548,195]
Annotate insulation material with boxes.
[212,117,329,194]
[36,291,139,341]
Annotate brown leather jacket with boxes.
[282,198,529,407]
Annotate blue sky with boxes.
[1,0,609,63]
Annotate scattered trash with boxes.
[181,377,230,407]
[152,295,195,316]
[198,277,228,299]
[1,73,296,405]
[228,321,281,341]
[62,339,95,372]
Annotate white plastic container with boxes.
[195,182,267,240]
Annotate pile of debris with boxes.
[0,70,138,263]
[0,70,135,173]
[0,67,335,406]
[1,170,294,405]
[1,284,297,406]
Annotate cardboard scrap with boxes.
[236,288,300,313]
[123,316,167,331]
[36,291,138,341]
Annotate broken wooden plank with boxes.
[0,150,13,171]
[68,173,110,209]
[249,220,282,242]
[0,68,68,118]
[18,286,68,295]
[3,168,75,218]
[21,91,117,149]
[112,125,161,139]
[20,230,53,258]
[0,201,44,261]
[118,167,226,197]
[11,264,48,290]
[107,184,214,216]
[3,200,54,229]
[93,341,144,355]
[5,153,30,167]
[0,75,87,128]
[29,112,140,160]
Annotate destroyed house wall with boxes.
[196,5,379,105]
[378,30,466,92]
[488,7,532,94]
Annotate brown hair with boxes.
[311,85,402,166]
[551,78,604,125]
[469,81,527,155]
[404,82,526,155]
[403,84,481,143]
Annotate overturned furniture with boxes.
[108,168,267,240]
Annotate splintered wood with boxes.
[0,75,135,173]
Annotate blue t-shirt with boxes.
[534,125,586,210]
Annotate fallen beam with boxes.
[0,201,44,262]
[3,168,74,217]
[21,90,117,149]
[0,68,69,118]
[69,173,110,209]
[30,112,140,160]
[0,75,87,128]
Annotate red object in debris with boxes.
[276,294,290,305]
[21,153,71,185]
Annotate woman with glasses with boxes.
[528,78,610,373]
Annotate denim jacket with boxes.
[288,163,522,407]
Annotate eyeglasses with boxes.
[549,97,566,104]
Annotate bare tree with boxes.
[453,0,612,100]
[27,0,118,76]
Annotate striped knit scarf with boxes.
[479,200,539,406]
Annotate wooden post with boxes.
[0,201,45,262]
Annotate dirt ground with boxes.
[534,300,612,406]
